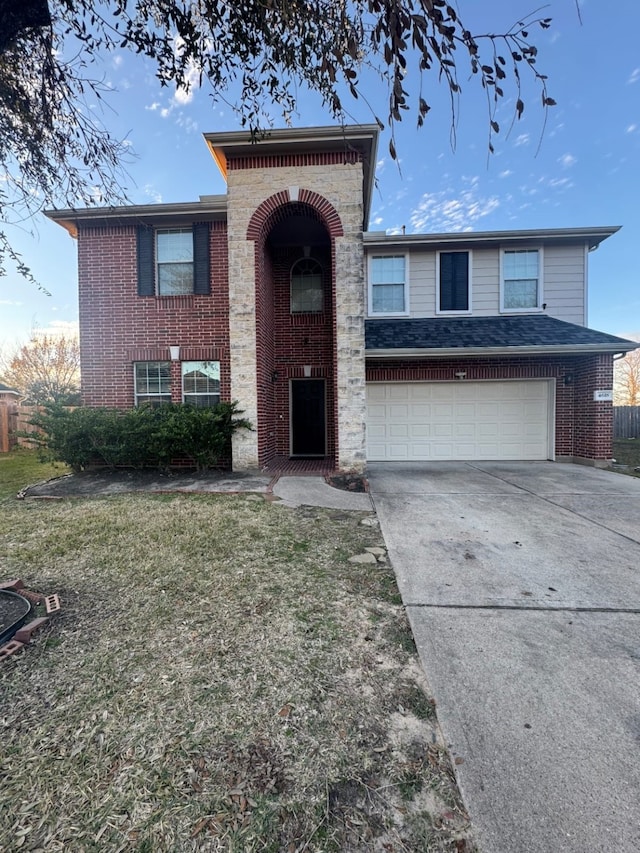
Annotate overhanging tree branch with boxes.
[0,0,556,282]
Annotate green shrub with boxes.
[28,403,252,472]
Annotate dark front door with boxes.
[290,379,326,457]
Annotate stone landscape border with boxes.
[0,579,61,663]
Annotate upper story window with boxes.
[291,258,323,313]
[134,362,171,406]
[137,223,210,297]
[157,230,193,295]
[437,251,470,313]
[182,361,221,407]
[369,255,408,315]
[501,249,542,311]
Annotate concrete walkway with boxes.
[22,468,373,511]
[271,475,373,510]
[368,462,640,853]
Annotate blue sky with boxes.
[1,0,639,351]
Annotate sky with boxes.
[1,0,639,353]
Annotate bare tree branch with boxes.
[0,1,556,281]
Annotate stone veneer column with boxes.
[226,163,366,472]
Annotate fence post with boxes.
[0,405,9,453]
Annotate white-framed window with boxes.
[291,258,324,313]
[368,254,409,315]
[182,361,221,407]
[437,251,472,313]
[156,229,194,295]
[501,248,543,311]
[134,362,171,406]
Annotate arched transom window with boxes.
[290,258,323,313]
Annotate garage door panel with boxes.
[366,380,551,461]
[410,424,431,437]
[433,423,454,438]
[388,404,410,418]
[388,386,410,401]
[432,444,454,458]
[389,424,409,438]
[411,404,431,418]
[434,404,454,417]
[477,402,499,418]
[455,403,476,418]
[455,423,476,438]
[478,423,500,439]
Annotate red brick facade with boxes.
[77,222,230,408]
[68,132,619,469]
[249,194,341,466]
[366,352,615,461]
[76,214,616,465]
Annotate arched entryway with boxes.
[248,191,343,468]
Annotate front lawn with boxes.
[0,482,474,850]
[0,448,69,500]
[613,439,640,477]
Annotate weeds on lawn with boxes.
[0,492,474,852]
[0,448,68,501]
[613,439,640,477]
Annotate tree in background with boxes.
[1,334,81,404]
[614,348,640,406]
[0,1,554,281]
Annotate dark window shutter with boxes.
[137,225,155,296]
[440,252,469,311]
[193,223,211,295]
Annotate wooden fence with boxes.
[613,407,640,439]
[0,404,43,452]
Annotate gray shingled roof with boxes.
[0,382,20,394]
[365,315,637,354]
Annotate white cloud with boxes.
[143,184,163,204]
[515,133,530,147]
[112,55,123,69]
[146,102,161,112]
[175,114,199,134]
[173,56,202,106]
[32,320,79,338]
[559,153,577,168]
[627,124,638,134]
[160,108,170,119]
[499,169,512,178]
[0,300,23,306]
[372,217,383,226]
[409,178,500,233]
[628,68,640,84]
[81,186,105,204]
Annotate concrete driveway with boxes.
[368,462,640,853]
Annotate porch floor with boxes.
[262,456,335,476]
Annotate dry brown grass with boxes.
[0,492,474,852]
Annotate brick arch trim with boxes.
[246,189,344,241]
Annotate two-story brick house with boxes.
[47,124,636,472]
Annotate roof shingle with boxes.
[365,315,637,353]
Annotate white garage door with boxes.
[366,380,552,461]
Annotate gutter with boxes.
[363,226,621,251]
[45,199,228,238]
[366,343,638,359]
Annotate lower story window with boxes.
[182,361,220,407]
[134,362,171,406]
